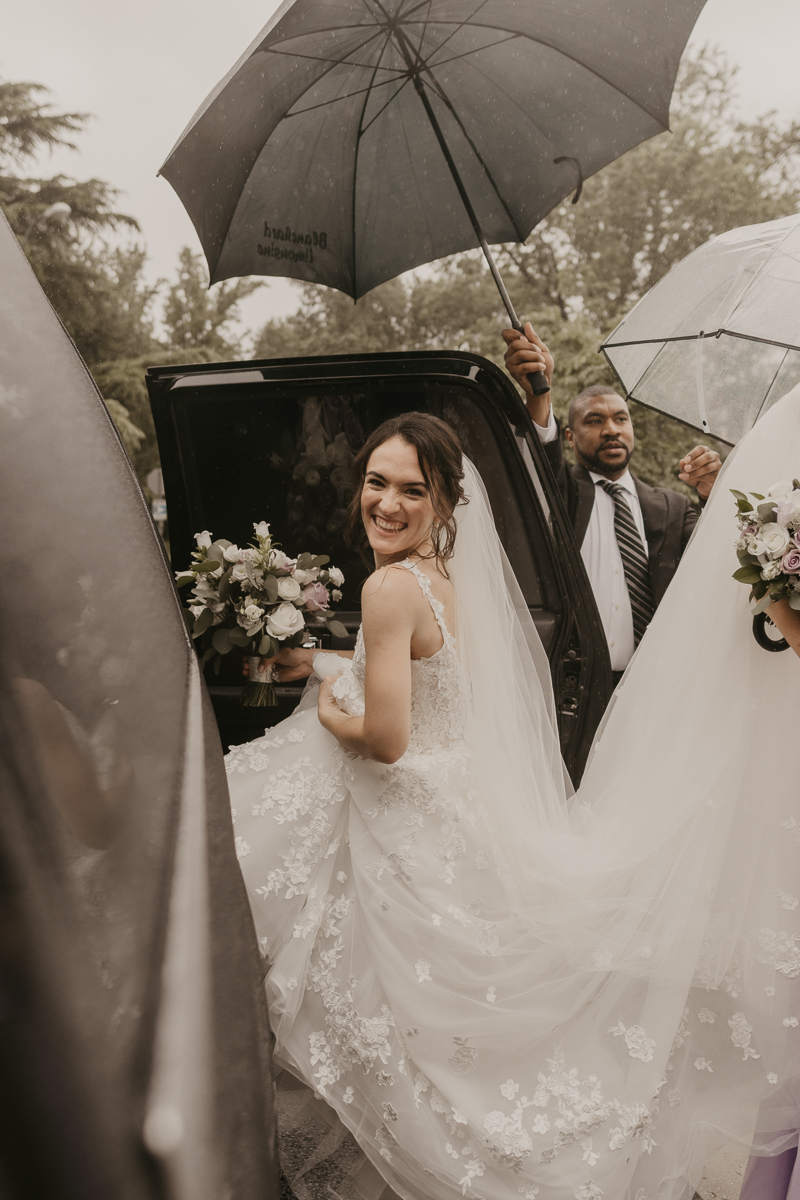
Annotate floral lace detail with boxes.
[609,1020,656,1064]
[729,1012,760,1060]
[252,749,348,822]
[225,729,294,775]
[758,928,800,977]
[331,661,365,716]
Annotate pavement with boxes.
[695,1144,749,1199]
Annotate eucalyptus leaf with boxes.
[310,554,330,568]
[264,576,279,601]
[751,593,772,615]
[752,579,769,600]
[736,549,760,567]
[229,626,252,647]
[259,634,276,656]
[193,607,214,637]
[196,559,221,574]
[327,619,349,639]
[212,627,233,654]
[296,552,313,569]
[732,565,762,584]
[751,492,765,500]
[218,566,233,600]
[182,609,195,633]
[175,573,195,589]
[757,501,777,524]
[200,646,216,668]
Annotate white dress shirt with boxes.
[535,410,647,670]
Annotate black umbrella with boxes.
[161,0,706,394]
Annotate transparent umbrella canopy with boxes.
[602,212,800,445]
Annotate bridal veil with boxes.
[450,385,800,1196]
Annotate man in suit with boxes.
[503,324,722,683]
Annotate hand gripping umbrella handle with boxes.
[511,325,550,396]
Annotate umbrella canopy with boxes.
[160,0,706,302]
[602,212,800,445]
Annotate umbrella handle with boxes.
[512,324,550,396]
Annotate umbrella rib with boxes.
[444,22,668,125]
[286,74,409,120]
[417,69,524,240]
[359,77,413,136]
[352,32,395,296]
[604,329,800,355]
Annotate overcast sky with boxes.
[4,0,800,342]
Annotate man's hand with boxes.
[678,445,722,501]
[502,323,554,428]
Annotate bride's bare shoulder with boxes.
[360,564,420,606]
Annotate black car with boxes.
[148,349,612,782]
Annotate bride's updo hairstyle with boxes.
[346,412,467,571]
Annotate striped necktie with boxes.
[596,479,655,646]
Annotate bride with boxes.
[226,402,800,1200]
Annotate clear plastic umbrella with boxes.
[160,0,707,396]
[602,212,800,445]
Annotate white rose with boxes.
[266,602,306,640]
[269,549,292,570]
[746,536,766,557]
[231,560,249,581]
[223,544,242,562]
[294,567,319,585]
[277,576,302,601]
[768,480,793,499]
[253,521,270,538]
[328,566,344,587]
[243,604,263,626]
[194,530,212,549]
[761,523,791,557]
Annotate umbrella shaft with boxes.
[399,44,521,330]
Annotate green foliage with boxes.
[497,48,800,330]
[91,347,221,486]
[163,247,262,359]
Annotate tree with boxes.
[163,247,262,359]
[497,49,800,330]
[0,79,158,365]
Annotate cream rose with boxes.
[294,567,318,585]
[761,523,792,557]
[242,604,263,627]
[266,601,306,640]
[223,544,242,562]
[277,575,302,601]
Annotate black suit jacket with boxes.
[542,429,699,608]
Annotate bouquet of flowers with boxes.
[732,480,800,613]
[176,521,347,706]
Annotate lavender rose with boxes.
[302,582,330,611]
[782,547,800,574]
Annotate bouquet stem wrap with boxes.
[241,657,276,707]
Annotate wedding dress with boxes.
[227,386,800,1200]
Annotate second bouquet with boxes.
[176,521,347,705]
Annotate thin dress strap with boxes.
[399,559,454,647]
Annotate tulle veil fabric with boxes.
[448,390,800,1195]
[256,388,800,1200]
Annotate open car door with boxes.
[147,351,611,783]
